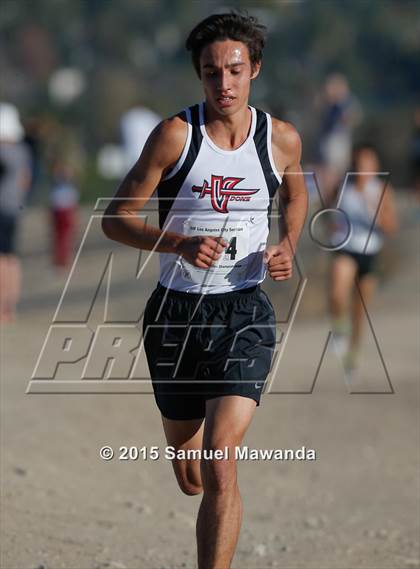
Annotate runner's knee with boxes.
[178,479,203,496]
[173,461,203,496]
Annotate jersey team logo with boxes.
[192,175,260,213]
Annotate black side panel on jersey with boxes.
[157,104,203,229]
[253,109,281,230]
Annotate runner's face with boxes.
[355,149,380,183]
[355,149,380,173]
[199,40,260,115]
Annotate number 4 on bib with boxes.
[225,237,238,260]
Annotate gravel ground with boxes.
[1,203,419,569]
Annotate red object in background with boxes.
[51,206,77,267]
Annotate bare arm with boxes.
[102,116,187,253]
[264,120,308,280]
[377,184,399,235]
[102,116,226,267]
[274,122,308,253]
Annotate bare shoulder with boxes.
[271,118,302,167]
[155,113,188,144]
[120,111,190,187]
[146,113,188,164]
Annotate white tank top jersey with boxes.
[156,102,283,293]
[332,178,384,255]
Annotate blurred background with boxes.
[1,2,419,569]
[0,0,419,312]
[0,0,419,202]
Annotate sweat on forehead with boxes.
[200,42,250,66]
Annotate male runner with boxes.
[329,143,398,373]
[102,13,307,569]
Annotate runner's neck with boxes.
[203,101,252,151]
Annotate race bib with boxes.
[180,218,250,286]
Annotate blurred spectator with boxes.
[120,105,161,170]
[317,73,362,199]
[49,160,79,268]
[0,103,31,323]
[22,116,45,204]
[411,107,420,201]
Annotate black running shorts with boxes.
[334,250,378,278]
[142,283,276,420]
[0,212,17,254]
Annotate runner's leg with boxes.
[329,253,357,326]
[162,416,204,496]
[7,255,21,318]
[0,254,10,321]
[0,255,21,322]
[196,395,257,569]
[351,274,377,354]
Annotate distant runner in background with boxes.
[0,103,31,323]
[328,143,398,373]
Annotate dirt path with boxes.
[1,204,419,569]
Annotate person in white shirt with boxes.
[329,143,398,371]
[103,13,308,568]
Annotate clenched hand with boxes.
[178,236,227,269]
[264,241,294,281]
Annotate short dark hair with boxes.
[186,12,266,77]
